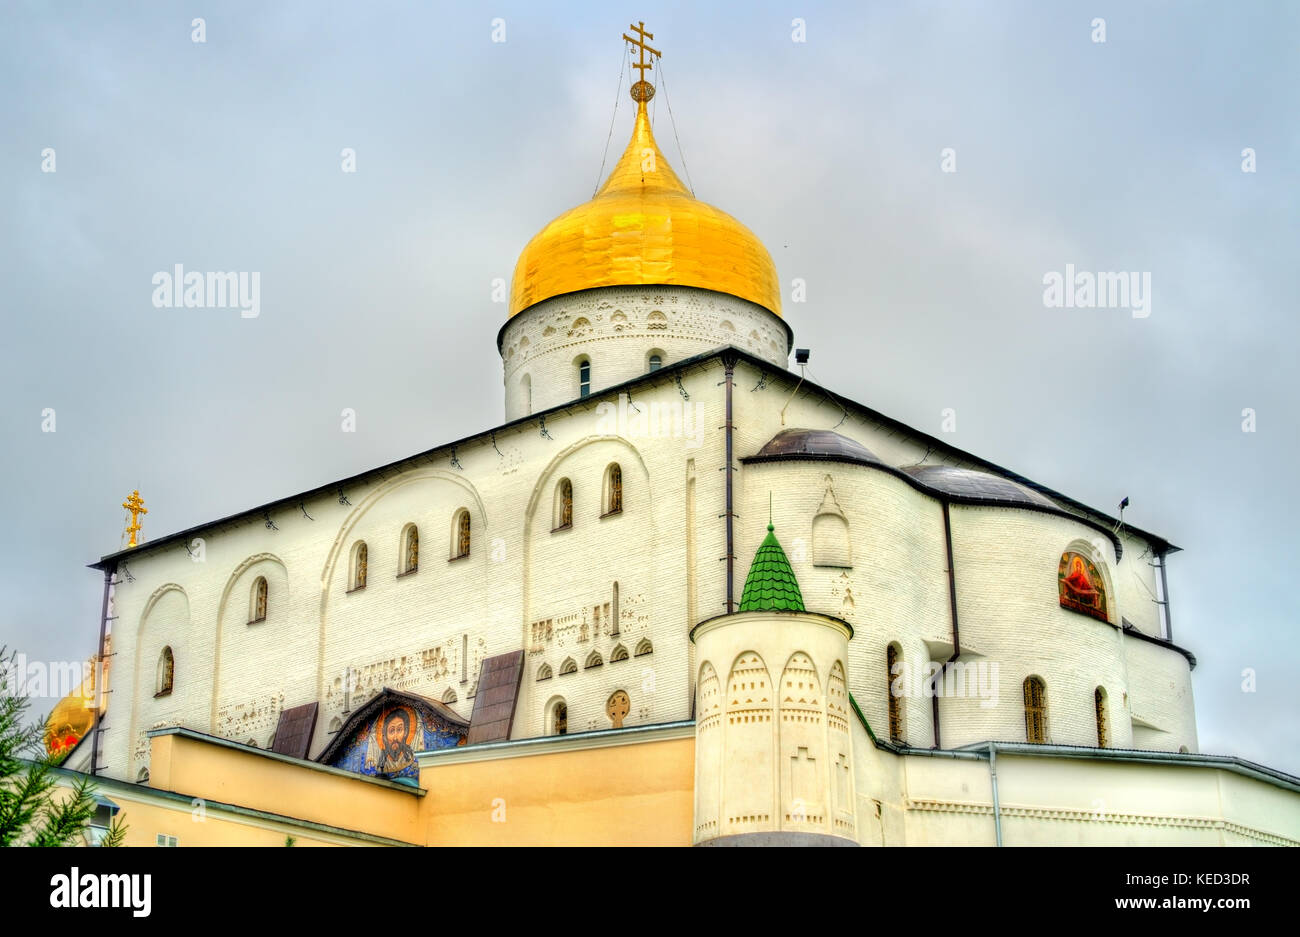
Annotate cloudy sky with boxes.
[1,1,1296,774]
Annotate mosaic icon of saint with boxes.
[1062,555,1097,598]
[375,709,416,776]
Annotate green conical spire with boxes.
[738,522,805,612]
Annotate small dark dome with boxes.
[752,428,882,466]
[901,464,1055,508]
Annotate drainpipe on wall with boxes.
[90,563,115,777]
[988,742,1004,847]
[722,354,737,614]
[931,501,961,748]
[1157,550,1173,641]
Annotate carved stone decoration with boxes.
[812,476,851,568]
[606,690,631,728]
[216,691,285,747]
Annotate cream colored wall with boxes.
[520,436,663,734]
[736,456,1182,754]
[730,359,1193,755]
[318,471,494,724]
[46,779,371,847]
[500,285,788,420]
[849,716,909,845]
[417,731,695,846]
[99,357,737,782]
[146,732,422,841]
[97,333,1193,786]
[1124,634,1198,752]
[738,460,945,749]
[942,506,1133,749]
[692,611,856,843]
[58,726,697,847]
[1115,528,1166,637]
[62,717,1294,847]
[860,749,1300,846]
[128,587,198,774]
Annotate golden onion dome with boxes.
[509,99,781,318]
[44,687,96,761]
[43,657,101,761]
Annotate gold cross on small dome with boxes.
[623,20,660,102]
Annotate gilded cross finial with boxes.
[623,20,660,103]
[122,489,147,548]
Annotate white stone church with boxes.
[61,44,1300,847]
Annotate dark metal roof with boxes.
[900,464,1056,509]
[465,651,525,745]
[751,427,883,466]
[744,436,1127,559]
[269,702,319,760]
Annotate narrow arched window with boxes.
[1024,677,1047,743]
[401,525,419,574]
[521,373,532,414]
[156,646,174,696]
[250,577,268,623]
[1094,686,1109,748]
[578,359,591,398]
[604,463,623,516]
[554,479,573,531]
[351,542,368,590]
[452,509,470,559]
[648,354,662,372]
[886,644,903,743]
[552,699,568,735]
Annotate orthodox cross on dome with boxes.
[122,489,147,548]
[623,20,660,103]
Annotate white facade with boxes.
[78,278,1296,845]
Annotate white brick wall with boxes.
[101,362,733,780]
[95,332,1194,783]
[731,359,1194,754]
